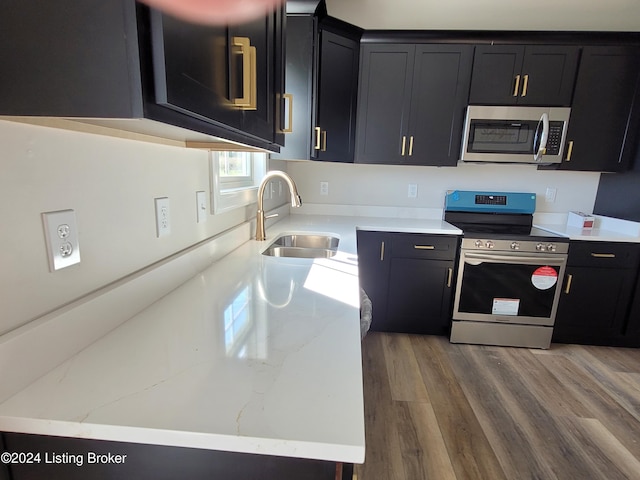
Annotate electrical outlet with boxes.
[42,209,81,271]
[196,191,207,223]
[320,181,329,196]
[155,197,171,237]
[408,184,418,198]
[545,187,557,203]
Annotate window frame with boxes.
[210,150,267,214]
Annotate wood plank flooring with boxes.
[355,332,640,480]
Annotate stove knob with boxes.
[485,241,495,249]
[547,244,556,252]
[536,243,545,251]
[474,240,483,248]
[510,241,520,250]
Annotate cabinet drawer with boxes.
[567,241,640,268]
[390,234,458,260]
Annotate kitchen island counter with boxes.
[0,214,460,466]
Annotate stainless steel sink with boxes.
[262,234,339,258]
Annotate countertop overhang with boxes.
[0,215,461,464]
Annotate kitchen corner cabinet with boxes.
[357,231,458,335]
[0,0,285,151]
[555,46,640,172]
[355,43,473,166]
[271,12,360,162]
[552,241,640,346]
[2,432,353,480]
[469,45,579,106]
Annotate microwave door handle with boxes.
[534,112,550,162]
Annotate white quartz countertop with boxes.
[0,215,460,464]
[535,215,640,243]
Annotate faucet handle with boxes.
[265,213,279,219]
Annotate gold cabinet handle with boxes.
[591,253,616,258]
[282,93,293,133]
[321,130,327,152]
[408,136,414,156]
[564,274,573,294]
[401,136,407,156]
[513,74,521,97]
[565,140,574,162]
[314,126,321,150]
[447,267,453,288]
[232,37,256,110]
[380,241,385,261]
[414,245,435,250]
[521,74,529,97]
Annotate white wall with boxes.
[326,0,640,31]
[286,160,600,217]
[0,120,286,335]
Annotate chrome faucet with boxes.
[255,170,302,241]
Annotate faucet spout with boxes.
[256,171,302,241]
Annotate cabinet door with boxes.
[386,258,454,335]
[558,46,640,172]
[623,278,640,346]
[469,45,525,105]
[469,45,578,106]
[356,231,391,332]
[314,30,359,162]
[150,12,242,130]
[405,45,473,166]
[552,266,636,345]
[231,12,276,142]
[355,44,414,164]
[269,15,316,160]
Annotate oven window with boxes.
[468,120,536,154]
[458,261,559,318]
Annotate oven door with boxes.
[452,250,567,326]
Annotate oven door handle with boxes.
[464,252,566,266]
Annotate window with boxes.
[210,151,267,214]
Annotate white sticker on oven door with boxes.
[531,266,558,290]
[492,298,520,316]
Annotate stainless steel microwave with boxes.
[460,106,571,164]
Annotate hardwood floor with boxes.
[355,332,640,480]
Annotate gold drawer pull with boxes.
[414,245,435,250]
[565,274,573,294]
[513,74,521,96]
[408,136,414,156]
[321,130,327,152]
[521,74,529,97]
[447,268,453,288]
[401,136,407,156]
[282,93,293,133]
[591,253,616,258]
[232,37,257,110]
[314,126,321,150]
[565,140,574,162]
[380,241,385,261]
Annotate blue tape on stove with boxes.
[445,190,536,214]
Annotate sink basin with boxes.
[262,234,339,258]
[271,234,339,250]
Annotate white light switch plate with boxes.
[42,209,81,271]
[155,197,171,237]
[196,191,207,223]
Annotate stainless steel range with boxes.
[444,191,569,349]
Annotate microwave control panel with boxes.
[546,122,565,155]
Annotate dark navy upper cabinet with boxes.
[469,45,579,106]
[271,2,361,162]
[356,41,473,166]
[0,0,285,151]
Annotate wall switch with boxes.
[196,191,207,223]
[320,181,329,196]
[155,197,171,237]
[408,184,418,198]
[545,187,557,203]
[42,209,81,271]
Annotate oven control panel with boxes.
[463,238,569,254]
